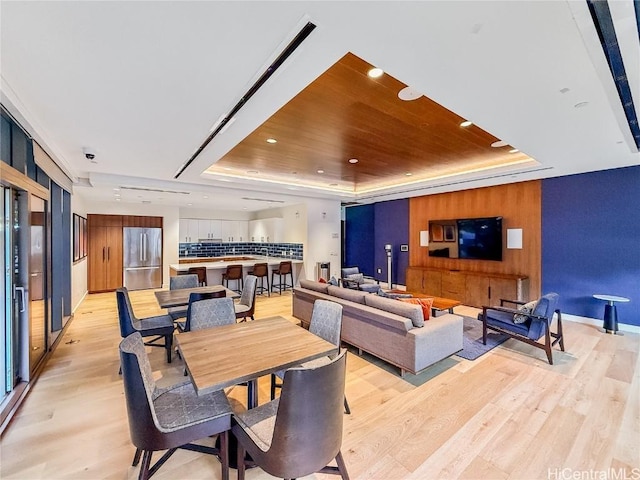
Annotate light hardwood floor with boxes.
[1,289,638,479]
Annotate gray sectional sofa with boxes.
[293,279,464,376]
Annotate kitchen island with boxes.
[169,255,304,288]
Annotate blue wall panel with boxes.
[542,166,640,326]
[374,199,409,286]
[344,204,375,277]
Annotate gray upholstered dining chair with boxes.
[116,287,175,365]
[270,299,350,414]
[120,332,232,480]
[233,349,350,480]
[189,297,236,331]
[235,274,257,322]
[175,290,227,333]
[168,274,200,321]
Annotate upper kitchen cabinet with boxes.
[221,220,248,242]
[179,218,199,243]
[249,218,283,243]
[198,219,222,241]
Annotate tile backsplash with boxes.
[179,242,303,260]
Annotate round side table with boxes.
[593,294,630,335]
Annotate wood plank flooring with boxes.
[1,289,638,479]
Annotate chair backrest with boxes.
[184,290,226,332]
[341,267,360,278]
[116,287,137,338]
[239,275,257,308]
[309,300,342,347]
[189,297,236,331]
[225,264,243,280]
[533,293,560,319]
[187,267,207,286]
[278,261,292,274]
[252,262,268,277]
[268,349,347,478]
[119,332,163,450]
[170,274,199,290]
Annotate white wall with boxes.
[303,199,342,281]
[179,207,253,221]
[78,197,180,289]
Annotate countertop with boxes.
[169,255,303,272]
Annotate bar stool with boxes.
[222,264,244,294]
[187,266,207,286]
[248,262,269,296]
[271,261,293,295]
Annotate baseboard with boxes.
[72,290,88,314]
[563,313,640,334]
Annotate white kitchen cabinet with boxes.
[249,218,283,243]
[222,220,249,242]
[198,219,222,241]
[179,219,200,243]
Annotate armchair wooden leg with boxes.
[556,311,565,352]
[544,328,553,365]
[335,450,350,480]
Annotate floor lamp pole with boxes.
[385,244,392,289]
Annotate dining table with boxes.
[154,285,240,309]
[175,315,337,408]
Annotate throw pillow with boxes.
[513,300,537,324]
[328,276,339,286]
[346,273,364,284]
[318,277,327,283]
[398,297,434,320]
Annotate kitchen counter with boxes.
[169,255,303,287]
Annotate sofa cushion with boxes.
[365,294,424,327]
[398,297,434,320]
[299,279,329,294]
[327,285,368,304]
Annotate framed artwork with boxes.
[431,224,443,242]
[444,225,456,242]
[73,214,87,261]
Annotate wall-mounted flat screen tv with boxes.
[428,216,503,261]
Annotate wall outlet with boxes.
[377,268,382,274]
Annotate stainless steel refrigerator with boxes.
[123,227,162,290]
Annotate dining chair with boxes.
[120,332,232,480]
[233,349,350,480]
[235,274,257,322]
[168,274,200,321]
[187,266,207,286]
[189,297,236,331]
[116,287,175,365]
[270,260,293,294]
[176,290,227,333]
[248,262,269,296]
[222,264,243,294]
[270,299,350,414]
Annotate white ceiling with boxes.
[1,1,638,211]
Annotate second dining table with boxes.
[154,284,240,309]
[175,315,338,408]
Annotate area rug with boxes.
[457,315,509,360]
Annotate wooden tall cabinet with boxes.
[406,266,529,308]
[88,215,123,293]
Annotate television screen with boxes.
[457,217,503,261]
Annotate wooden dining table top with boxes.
[154,285,240,308]
[175,315,338,397]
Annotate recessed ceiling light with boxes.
[348,158,358,164]
[114,193,120,197]
[115,198,121,201]
[398,87,422,101]
[509,149,519,153]
[368,67,384,78]
[405,172,413,176]
[491,140,509,148]
[266,138,277,144]
[187,203,193,206]
[113,188,120,191]
[317,169,324,174]
[460,121,473,127]
[203,195,209,199]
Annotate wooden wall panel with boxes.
[409,181,541,299]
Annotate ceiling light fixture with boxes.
[405,172,413,176]
[509,149,520,153]
[460,120,473,127]
[368,67,384,78]
[491,140,509,148]
[348,158,358,164]
[317,169,324,174]
[266,138,277,144]
[398,87,422,101]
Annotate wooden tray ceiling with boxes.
[205,53,535,193]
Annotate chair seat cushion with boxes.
[479,309,530,337]
[153,383,232,432]
[233,398,279,452]
[235,304,251,314]
[168,307,188,321]
[135,314,175,335]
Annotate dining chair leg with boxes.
[344,396,351,415]
[132,448,142,466]
[165,333,173,364]
[236,442,246,480]
[219,431,229,480]
[137,450,153,480]
[335,450,350,480]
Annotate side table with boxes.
[593,294,630,335]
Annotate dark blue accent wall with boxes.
[344,204,375,277]
[344,199,409,286]
[542,166,640,326]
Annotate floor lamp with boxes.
[385,244,392,289]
